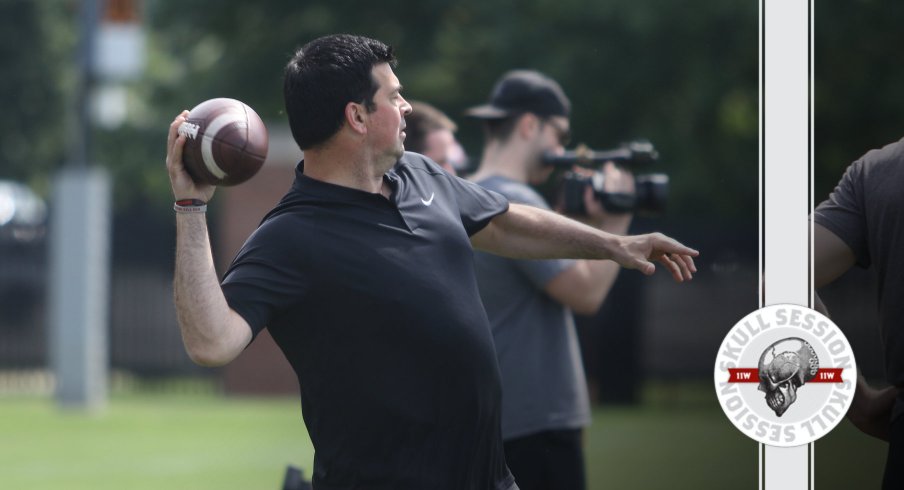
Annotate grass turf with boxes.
[0,382,888,489]
[0,393,312,490]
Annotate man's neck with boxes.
[470,141,531,183]
[302,143,390,195]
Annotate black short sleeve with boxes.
[813,159,870,268]
[221,215,310,336]
[398,153,509,236]
[448,173,509,236]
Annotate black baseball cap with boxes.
[465,70,571,119]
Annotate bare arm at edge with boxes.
[813,222,857,288]
[847,374,899,442]
[813,227,897,440]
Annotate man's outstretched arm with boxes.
[471,202,698,282]
[167,111,252,366]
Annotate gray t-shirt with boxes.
[814,136,904,387]
[473,175,591,440]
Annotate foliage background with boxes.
[12,2,900,237]
[0,0,758,226]
[814,1,904,199]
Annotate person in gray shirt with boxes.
[814,137,904,489]
[466,70,650,490]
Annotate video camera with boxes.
[541,140,669,216]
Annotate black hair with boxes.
[482,114,524,144]
[283,34,396,150]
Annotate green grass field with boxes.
[0,382,887,489]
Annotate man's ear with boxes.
[516,113,540,140]
[345,102,368,135]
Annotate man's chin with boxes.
[377,148,404,171]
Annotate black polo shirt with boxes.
[221,152,515,490]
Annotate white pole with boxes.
[762,0,811,487]
[49,167,111,410]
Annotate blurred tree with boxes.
[5,0,758,224]
[815,1,904,202]
[0,1,76,193]
[137,0,757,221]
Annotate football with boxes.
[177,98,269,186]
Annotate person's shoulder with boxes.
[239,206,323,268]
[476,176,548,208]
[397,151,448,175]
[858,136,904,170]
[258,187,314,224]
[835,136,904,190]
[250,211,308,246]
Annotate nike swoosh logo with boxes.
[421,192,435,206]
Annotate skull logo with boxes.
[757,338,819,417]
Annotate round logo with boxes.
[713,304,857,447]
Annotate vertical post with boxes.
[761,0,811,487]
[70,0,100,169]
[49,168,111,409]
[49,0,110,410]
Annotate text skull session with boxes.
[714,304,856,447]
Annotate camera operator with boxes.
[467,70,634,490]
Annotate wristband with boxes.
[174,198,207,214]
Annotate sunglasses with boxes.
[544,118,572,146]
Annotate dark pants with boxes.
[883,415,904,489]
[503,429,586,490]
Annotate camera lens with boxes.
[635,174,669,214]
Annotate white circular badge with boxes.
[713,304,857,447]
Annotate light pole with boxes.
[49,0,109,410]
